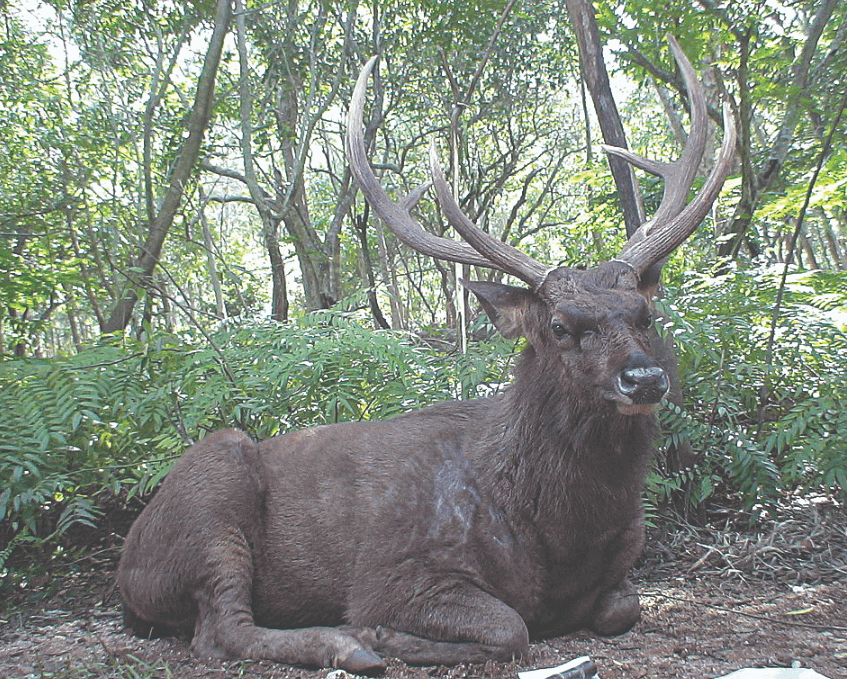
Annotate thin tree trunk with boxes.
[820,209,845,269]
[800,232,818,269]
[269,0,357,310]
[233,0,289,322]
[717,0,838,260]
[64,286,82,353]
[653,79,687,148]
[103,0,231,334]
[564,0,645,236]
[266,231,290,322]
[355,203,390,329]
[198,188,225,319]
[718,28,757,261]
[376,222,405,329]
[66,211,106,331]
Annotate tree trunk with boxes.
[102,0,231,334]
[376,222,405,329]
[564,0,645,236]
[233,0,289,321]
[266,230,290,322]
[820,209,845,269]
[355,204,390,330]
[281,180,336,309]
[198,188,226,319]
[274,69,337,309]
[64,286,83,353]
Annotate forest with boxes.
[0,0,846,599]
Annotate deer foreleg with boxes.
[193,612,386,673]
[586,519,645,636]
[586,577,640,636]
[353,580,528,666]
[188,538,385,673]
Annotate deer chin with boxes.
[603,392,662,415]
[615,401,661,416]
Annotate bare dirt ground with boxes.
[2,500,846,679]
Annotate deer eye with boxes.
[551,322,569,339]
[639,313,653,329]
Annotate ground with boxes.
[1,500,845,679]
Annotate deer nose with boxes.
[617,366,669,404]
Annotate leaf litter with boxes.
[1,499,845,679]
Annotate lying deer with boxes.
[117,37,735,673]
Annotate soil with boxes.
[1,500,846,679]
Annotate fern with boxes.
[0,313,513,554]
[656,265,847,515]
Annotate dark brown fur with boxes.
[117,261,669,672]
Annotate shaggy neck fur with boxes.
[486,344,657,533]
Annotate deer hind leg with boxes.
[353,580,528,666]
[188,530,386,674]
[119,430,384,673]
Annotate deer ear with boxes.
[637,261,664,301]
[462,279,535,339]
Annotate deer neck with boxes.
[482,357,657,528]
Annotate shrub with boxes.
[0,310,514,567]
[653,266,847,515]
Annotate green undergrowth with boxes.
[648,267,847,519]
[0,310,514,579]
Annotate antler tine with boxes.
[617,101,736,273]
[428,141,550,288]
[605,36,707,238]
[606,35,734,275]
[346,57,498,270]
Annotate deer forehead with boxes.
[540,262,639,294]
[549,291,647,329]
[539,263,647,325]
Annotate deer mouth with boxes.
[602,386,665,415]
[603,390,663,415]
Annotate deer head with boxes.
[347,37,736,416]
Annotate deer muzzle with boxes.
[615,365,669,415]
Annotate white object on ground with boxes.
[715,670,830,679]
[518,656,598,679]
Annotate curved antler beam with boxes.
[346,57,497,269]
[607,35,737,274]
[616,101,736,273]
[428,141,550,288]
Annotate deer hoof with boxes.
[338,648,387,676]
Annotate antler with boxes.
[606,36,737,275]
[428,142,550,287]
[347,57,551,288]
[347,57,502,271]
[347,37,736,286]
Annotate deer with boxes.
[116,37,736,674]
